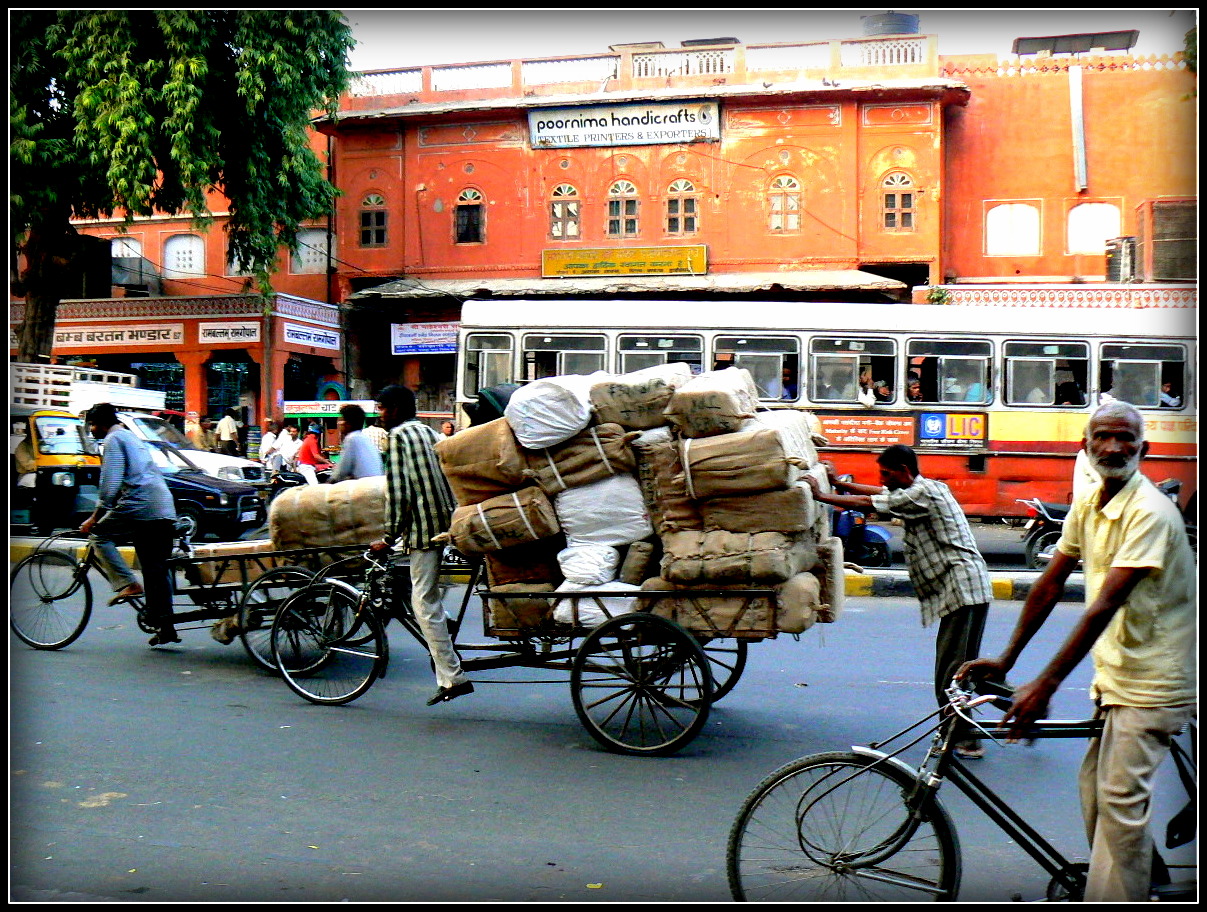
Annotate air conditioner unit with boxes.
[1104,236,1136,282]
[1134,199,1197,282]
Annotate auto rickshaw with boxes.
[9,404,101,534]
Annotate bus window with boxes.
[1005,341,1089,407]
[714,335,800,400]
[809,337,897,404]
[464,333,514,394]
[907,339,991,404]
[617,334,703,374]
[1099,343,1187,409]
[521,333,607,379]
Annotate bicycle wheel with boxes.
[571,613,713,756]
[727,751,961,901]
[270,580,388,705]
[697,637,748,702]
[237,565,316,673]
[10,551,93,650]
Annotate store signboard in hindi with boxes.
[199,321,261,344]
[53,324,185,348]
[283,323,341,351]
[391,321,460,355]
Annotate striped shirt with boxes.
[99,426,176,521]
[871,475,991,626]
[383,419,456,552]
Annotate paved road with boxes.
[10,592,1192,903]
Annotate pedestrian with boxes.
[296,423,333,484]
[806,444,992,759]
[959,401,1195,902]
[363,418,389,454]
[259,419,283,473]
[328,403,385,483]
[440,419,456,437]
[369,384,472,706]
[216,408,240,457]
[80,402,179,647]
[276,423,302,470]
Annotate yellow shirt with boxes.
[1057,471,1196,707]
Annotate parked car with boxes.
[140,440,266,541]
[116,411,267,488]
[10,404,100,534]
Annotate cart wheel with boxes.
[571,613,713,756]
[270,579,388,706]
[237,565,316,673]
[695,637,748,702]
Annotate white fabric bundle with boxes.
[663,367,759,438]
[552,580,641,626]
[554,474,653,547]
[505,373,606,449]
[557,543,622,586]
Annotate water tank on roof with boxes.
[861,12,920,36]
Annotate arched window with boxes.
[1067,202,1121,256]
[163,233,205,278]
[767,175,801,232]
[290,227,330,274]
[110,236,142,259]
[359,193,387,247]
[607,179,640,237]
[666,179,699,235]
[882,172,915,231]
[549,184,580,239]
[985,203,1040,256]
[455,187,485,244]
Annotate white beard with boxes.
[1088,449,1141,481]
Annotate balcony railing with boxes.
[343,34,940,104]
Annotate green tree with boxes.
[10,10,354,362]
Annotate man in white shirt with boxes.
[216,408,240,457]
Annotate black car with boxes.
[141,440,266,541]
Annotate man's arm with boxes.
[803,473,877,511]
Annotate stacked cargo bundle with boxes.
[435,364,844,637]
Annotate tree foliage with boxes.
[10,10,354,360]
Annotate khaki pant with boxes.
[1079,703,1196,901]
[401,547,467,691]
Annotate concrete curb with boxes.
[843,568,1086,602]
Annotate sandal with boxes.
[148,631,182,647]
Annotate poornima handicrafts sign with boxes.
[529,101,720,148]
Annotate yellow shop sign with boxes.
[543,246,708,278]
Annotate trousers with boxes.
[1078,703,1196,902]
[91,514,176,629]
[934,602,989,746]
[402,547,467,690]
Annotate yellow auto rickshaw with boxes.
[9,404,101,534]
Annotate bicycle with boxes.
[726,678,1197,902]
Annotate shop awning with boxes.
[349,270,908,301]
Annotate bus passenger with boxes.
[1159,382,1181,408]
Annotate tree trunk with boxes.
[16,217,80,363]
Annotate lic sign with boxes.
[918,412,987,449]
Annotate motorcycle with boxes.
[832,475,893,568]
[264,468,310,505]
[1021,478,1195,569]
[1016,497,1069,570]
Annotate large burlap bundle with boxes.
[435,418,527,505]
[521,423,639,495]
[660,530,817,585]
[678,428,807,500]
[589,362,693,429]
[630,427,701,534]
[814,536,845,623]
[448,486,560,554]
[483,536,565,587]
[663,367,759,438]
[700,483,819,534]
[618,540,658,585]
[554,474,653,547]
[800,463,835,542]
[269,476,387,551]
[505,373,602,449]
[746,408,819,468]
[638,576,773,635]
[486,583,556,632]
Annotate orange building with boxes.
[33,19,1196,432]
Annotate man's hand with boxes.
[369,539,391,553]
[820,460,839,485]
[956,656,1010,685]
[1001,677,1056,742]
[80,515,96,536]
